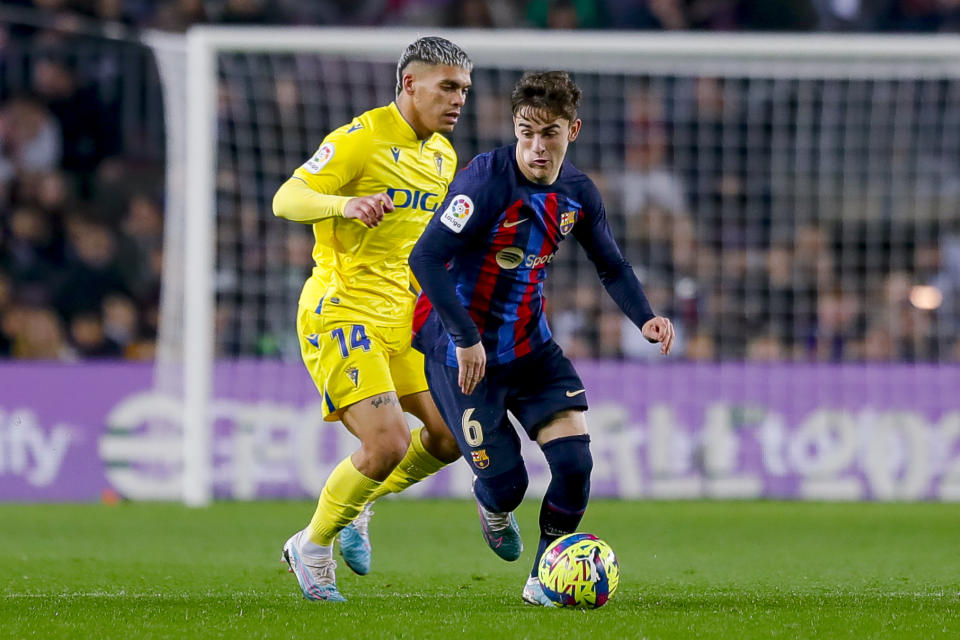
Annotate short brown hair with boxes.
[510,71,581,123]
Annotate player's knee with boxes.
[542,435,592,504]
[361,423,411,472]
[475,463,528,513]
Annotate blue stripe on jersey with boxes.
[445,332,457,367]
[497,205,549,360]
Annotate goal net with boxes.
[152,29,960,505]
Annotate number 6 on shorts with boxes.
[462,408,484,446]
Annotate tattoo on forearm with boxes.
[370,393,399,409]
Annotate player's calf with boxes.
[531,435,592,575]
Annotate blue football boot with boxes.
[339,503,373,575]
[473,479,523,561]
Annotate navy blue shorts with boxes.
[423,340,588,477]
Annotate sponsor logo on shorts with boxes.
[302,143,334,173]
[471,449,490,469]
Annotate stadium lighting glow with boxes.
[909,285,942,310]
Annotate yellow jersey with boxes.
[291,103,457,327]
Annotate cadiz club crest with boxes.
[345,367,359,388]
[560,210,577,235]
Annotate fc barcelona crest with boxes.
[471,449,490,469]
[560,210,577,235]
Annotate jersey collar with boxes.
[388,102,430,145]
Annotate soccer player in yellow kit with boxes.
[273,37,472,602]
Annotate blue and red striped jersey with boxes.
[410,145,654,367]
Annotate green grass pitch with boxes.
[2,500,958,639]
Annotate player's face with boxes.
[403,63,472,138]
[513,108,581,185]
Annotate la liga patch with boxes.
[302,143,335,173]
[440,194,474,233]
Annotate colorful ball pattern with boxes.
[537,533,620,608]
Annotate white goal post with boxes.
[152,28,960,506]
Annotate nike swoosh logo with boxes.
[502,218,529,228]
[566,389,586,397]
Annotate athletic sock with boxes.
[531,435,592,577]
[307,456,382,546]
[366,426,447,501]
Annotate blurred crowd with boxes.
[0,13,164,359]
[2,0,960,32]
[1,1,959,363]
[541,77,960,362]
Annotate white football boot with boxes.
[281,530,346,602]
[522,575,554,606]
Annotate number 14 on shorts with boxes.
[331,325,372,358]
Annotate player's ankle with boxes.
[300,533,333,558]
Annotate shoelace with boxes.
[352,504,374,538]
[480,504,512,531]
[301,553,337,585]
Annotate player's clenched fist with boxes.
[641,316,675,355]
[344,192,395,228]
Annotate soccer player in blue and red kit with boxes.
[409,71,675,605]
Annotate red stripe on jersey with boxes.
[468,200,525,335]
[512,194,560,357]
[412,293,433,337]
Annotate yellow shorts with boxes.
[297,304,428,421]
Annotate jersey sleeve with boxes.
[428,154,500,239]
[409,154,502,348]
[572,180,656,329]
[287,122,373,217]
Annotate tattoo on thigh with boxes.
[370,393,399,409]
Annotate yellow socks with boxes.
[367,426,448,501]
[306,427,450,545]
[307,457,382,546]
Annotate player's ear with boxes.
[401,72,416,95]
[568,118,582,142]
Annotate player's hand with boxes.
[343,193,394,228]
[456,342,486,395]
[642,316,675,355]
